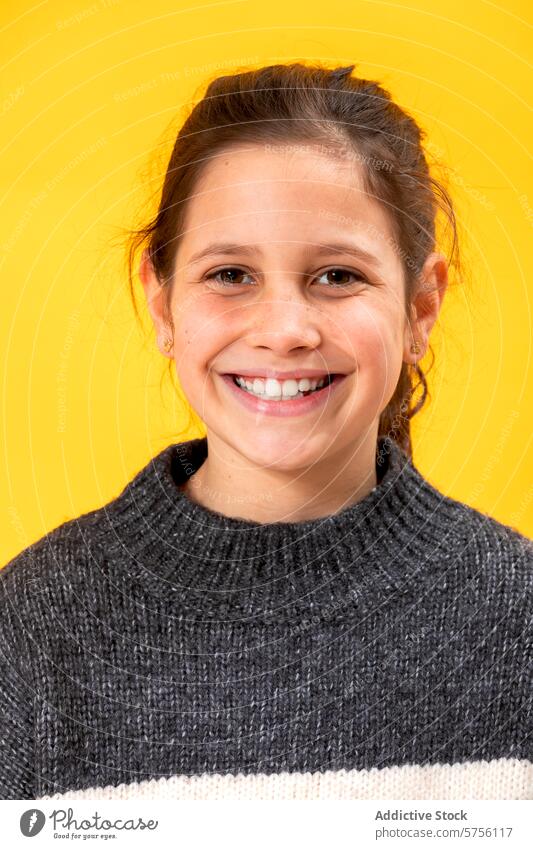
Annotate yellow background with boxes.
[2,0,532,565]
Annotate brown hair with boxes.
[125,61,459,457]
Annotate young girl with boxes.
[1,63,531,801]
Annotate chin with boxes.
[233,430,332,474]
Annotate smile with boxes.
[232,374,334,400]
[219,372,348,418]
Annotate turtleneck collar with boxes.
[101,435,445,623]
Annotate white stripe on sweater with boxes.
[39,757,533,800]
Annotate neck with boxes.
[104,433,431,620]
[180,428,379,524]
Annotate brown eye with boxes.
[316,268,367,287]
[204,267,253,287]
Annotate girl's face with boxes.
[142,143,445,473]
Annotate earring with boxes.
[410,341,421,355]
[162,336,173,353]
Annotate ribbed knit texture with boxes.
[0,435,531,800]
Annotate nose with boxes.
[244,279,323,355]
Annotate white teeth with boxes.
[233,374,331,399]
[265,378,282,398]
[282,379,299,397]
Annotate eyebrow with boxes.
[185,241,382,268]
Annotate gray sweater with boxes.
[1,436,532,800]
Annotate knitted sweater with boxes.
[1,436,532,801]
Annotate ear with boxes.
[138,249,174,358]
[403,252,448,363]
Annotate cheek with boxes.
[344,303,403,369]
[343,305,405,411]
[171,295,233,377]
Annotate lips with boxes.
[222,369,342,381]
[219,371,348,418]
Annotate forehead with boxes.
[179,143,399,267]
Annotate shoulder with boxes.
[0,440,177,622]
[405,448,531,556]
[0,444,172,598]
[437,486,531,565]
[407,475,533,684]
[401,450,531,568]
[400,446,532,596]
[416,474,533,599]
[0,495,118,627]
